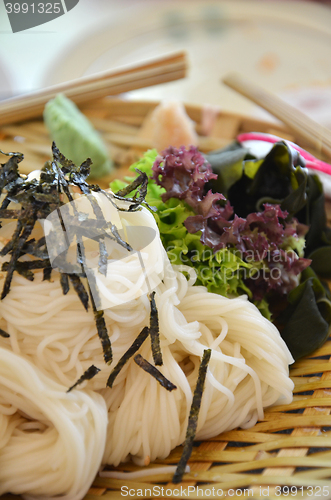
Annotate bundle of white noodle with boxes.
[0,160,294,499]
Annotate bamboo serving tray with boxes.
[1,98,331,500]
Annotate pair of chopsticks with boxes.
[0,51,187,126]
[223,73,331,163]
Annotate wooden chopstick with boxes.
[222,72,331,161]
[0,52,188,126]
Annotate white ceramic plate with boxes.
[0,57,13,101]
[42,0,331,117]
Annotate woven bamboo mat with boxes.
[1,98,331,500]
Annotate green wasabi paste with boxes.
[43,94,114,178]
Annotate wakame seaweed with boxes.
[172,349,211,484]
[204,141,331,359]
[133,354,177,391]
[67,365,101,393]
[0,145,151,389]
[107,326,150,388]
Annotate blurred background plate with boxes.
[42,0,331,122]
[0,56,12,101]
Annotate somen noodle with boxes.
[0,163,294,498]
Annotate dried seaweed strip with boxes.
[68,274,89,311]
[53,160,96,304]
[75,228,100,305]
[98,239,107,276]
[93,309,112,365]
[54,166,94,301]
[107,326,150,388]
[0,220,22,257]
[56,167,74,204]
[67,226,120,257]
[133,354,177,391]
[109,223,132,252]
[2,262,34,281]
[74,209,112,365]
[78,188,112,276]
[2,258,52,282]
[21,237,48,259]
[1,213,37,300]
[172,349,211,484]
[89,287,112,365]
[0,182,24,210]
[149,291,162,366]
[126,171,148,211]
[0,151,23,198]
[104,172,148,213]
[3,259,50,271]
[115,171,148,199]
[60,273,70,295]
[33,192,60,204]
[114,170,148,207]
[51,143,75,174]
[67,159,93,195]
[0,328,10,338]
[43,266,52,281]
[0,149,24,160]
[113,171,156,213]
[50,148,75,206]
[40,160,59,186]
[0,209,23,219]
[101,190,131,213]
[67,364,100,393]
[85,190,132,253]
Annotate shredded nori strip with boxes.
[0,145,150,389]
[43,266,52,281]
[92,309,112,365]
[60,273,70,295]
[149,291,162,366]
[88,284,112,365]
[0,149,23,200]
[0,328,9,338]
[21,237,48,259]
[67,364,101,393]
[68,274,89,311]
[112,169,153,212]
[0,220,23,256]
[133,354,177,391]
[115,170,147,199]
[1,212,37,300]
[172,349,212,484]
[2,261,35,281]
[0,209,24,220]
[98,238,108,277]
[107,326,150,388]
[2,259,51,271]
